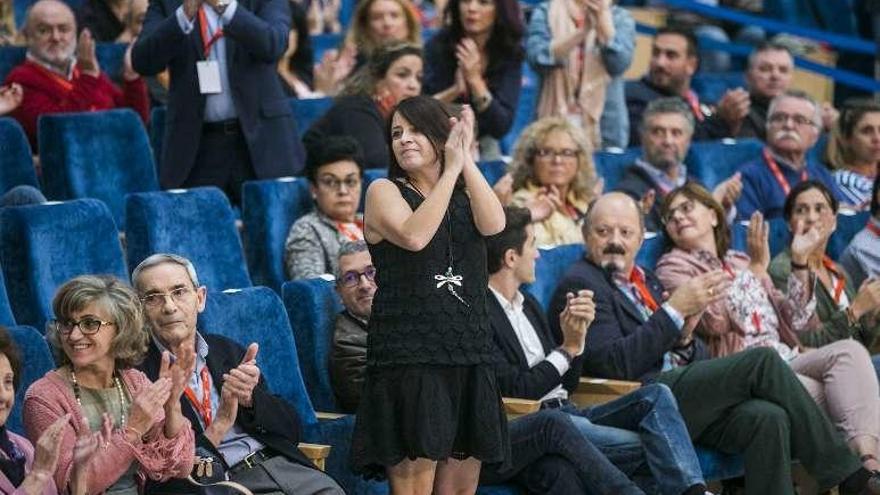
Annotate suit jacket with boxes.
[131,0,304,189]
[138,333,313,492]
[488,289,583,399]
[0,431,56,495]
[329,311,367,413]
[548,257,709,383]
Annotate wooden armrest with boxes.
[502,397,540,419]
[298,443,332,471]
[569,377,642,408]
[315,411,346,420]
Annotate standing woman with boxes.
[352,96,507,494]
[424,0,524,160]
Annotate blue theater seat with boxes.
[0,268,14,327]
[478,160,508,186]
[290,97,334,137]
[0,199,127,329]
[241,178,313,293]
[0,117,38,194]
[38,109,159,229]
[594,147,641,191]
[0,46,25,82]
[310,33,344,62]
[524,243,585,311]
[685,138,764,189]
[149,106,166,162]
[691,72,746,105]
[500,80,538,155]
[125,187,251,290]
[8,325,54,434]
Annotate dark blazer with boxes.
[488,289,583,399]
[138,333,313,492]
[131,0,304,189]
[548,257,709,383]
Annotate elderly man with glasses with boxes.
[736,90,845,221]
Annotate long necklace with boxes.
[69,367,129,430]
[406,180,470,308]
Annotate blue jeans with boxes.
[560,383,705,495]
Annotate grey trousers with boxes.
[230,455,345,495]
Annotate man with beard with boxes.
[3,0,148,148]
[615,97,743,232]
[736,90,844,221]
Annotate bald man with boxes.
[2,0,148,148]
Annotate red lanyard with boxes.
[335,219,364,242]
[183,366,213,427]
[763,148,807,196]
[198,7,224,58]
[822,256,846,305]
[629,268,659,313]
[723,263,762,333]
[867,221,880,237]
[682,90,705,122]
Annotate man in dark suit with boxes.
[486,206,710,495]
[132,253,343,494]
[548,192,880,495]
[131,0,303,205]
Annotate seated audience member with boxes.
[0,83,22,115]
[285,136,364,280]
[616,98,742,232]
[132,254,344,494]
[768,180,880,348]
[656,182,880,470]
[24,275,195,494]
[124,0,167,106]
[830,100,880,209]
[549,191,880,495]
[486,206,711,495]
[4,0,148,149]
[723,41,795,140]
[504,117,600,246]
[77,0,134,42]
[278,0,350,99]
[303,43,421,170]
[526,0,635,150]
[425,0,524,159]
[841,175,880,287]
[736,91,843,221]
[304,0,341,34]
[345,0,421,68]
[623,26,735,147]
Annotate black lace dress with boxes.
[351,180,509,477]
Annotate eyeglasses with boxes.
[534,148,579,161]
[317,177,361,191]
[51,318,115,336]
[339,266,377,288]
[140,287,195,308]
[767,112,817,127]
[661,199,696,225]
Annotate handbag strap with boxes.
[187,475,255,495]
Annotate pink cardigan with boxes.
[656,247,820,358]
[0,431,57,495]
[22,368,194,494]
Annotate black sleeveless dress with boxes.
[350,180,509,477]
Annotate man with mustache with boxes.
[736,90,844,221]
[548,191,880,495]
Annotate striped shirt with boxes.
[833,169,873,209]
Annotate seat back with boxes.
[500,79,538,155]
[594,148,641,191]
[636,232,666,271]
[829,211,871,261]
[691,72,746,104]
[310,33,344,62]
[0,46,25,82]
[290,97,334,137]
[125,187,251,290]
[0,268,15,327]
[0,199,126,329]
[282,278,343,412]
[8,325,54,433]
[523,243,585,311]
[685,138,763,189]
[477,160,508,187]
[150,106,166,163]
[241,178,313,292]
[198,287,318,427]
[39,109,159,229]
[0,118,38,194]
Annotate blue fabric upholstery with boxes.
[198,286,386,494]
[478,160,507,187]
[500,81,538,155]
[0,199,127,330]
[0,268,15,326]
[691,72,746,105]
[685,138,764,189]
[0,118,38,194]
[290,97,334,137]
[360,168,388,212]
[636,232,666,271]
[125,187,251,290]
[594,147,642,191]
[696,446,744,481]
[281,278,343,413]
[7,325,53,434]
[242,178,313,292]
[829,211,870,261]
[95,43,127,84]
[523,244,585,311]
[150,106,166,164]
[310,33,344,62]
[39,109,158,229]
[0,46,25,82]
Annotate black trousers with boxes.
[184,120,255,206]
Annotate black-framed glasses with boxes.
[767,112,817,127]
[339,266,376,287]
[661,199,696,225]
[140,286,194,308]
[50,318,115,336]
[534,148,579,161]
[317,177,361,191]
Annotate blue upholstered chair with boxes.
[95,43,128,84]
[38,109,159,229]
[281,278,343,413]
[149,106,166,163]
[0,199,127,330]
[594,147,641,191]
[197,286,386,495]
[500,80,538,155]
[125,187,251,290]
[310,33,344,62]
[829,210,871,261]
[685,138,763,190]
[290,97,334,137]
[478,160,508,187]
[636,232,666,271]
[691,72,746,105]
[524,243,585,311]
[241,178,313,293]
[0,268,15,327]
[0,118,39,194]
[0,46,25,82]
[7,325,54,434]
